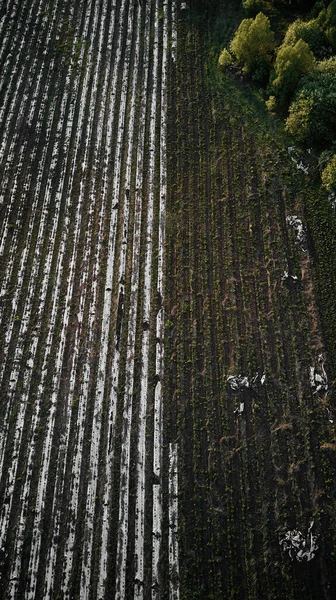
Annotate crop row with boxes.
[0,0,180,598]
[164,5,336,599]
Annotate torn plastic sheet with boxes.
[282,270,298,282]
[234,402,244,416]
[227,372,266,391]
[287,146,309,175]
[286,215,307,249]
[310,355,328,395]
[280,520,318,562]
[326,407,334,424]
[328,192,336,209]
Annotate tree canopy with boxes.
[283,18,330,57]
[321,153,336,191]
[230,12,275,80]
[285,71,336,146]
[271,39,315,107]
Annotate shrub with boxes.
[285,71,336,146]
[321,154,336,192]
[316,55,336,73]
[243,0,270,16]
[271,39,315,108]
[319,0,336,49]
[283,18,331,58]
[265,94,277,112]
[218,48,233,70]
[230,12,275,81]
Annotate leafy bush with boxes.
[317,0,336,49]
[316,55,336,73]
[230,12,275,80]
[243,0,270,16]
[218,48,233,70]
[321,154,336,191]
[270,39,315,108]
[283,18,331,57]
[285,71,336,146]
[265,94,277,112]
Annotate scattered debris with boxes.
[181,2,187,9]
[328,192,336,209]
[309,355,328,395]
[326,407,334,424]
[296,161,309,175]
[287,146,309,175]
[280,520,318,562]
[227,375,249,390]
[227,372,266,391]
[282,270,298,282]
[234,402,244,416]
[286,215,307,250]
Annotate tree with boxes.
[271,0,316,6]
[324,0,336,49]
[316,55,336,73]
[283,18,330,57]
[230,12,275,80]
[285,71,336,146]
[243,0,270,16]
[321,154,336,192]
[270,39,315,108]
[218,48,233,70]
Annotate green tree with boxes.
[271,0,316,6]
[270,39,315,108]
[316,55,336,73]
[230,12,275,80]
[324,0,336,49]
[285,71,336,146]
[321,154,336,192]
[218,48,233,70]
[283,18,330,57]
[243,0,270,16]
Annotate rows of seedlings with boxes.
[0,0,179,598]
[1,0,110,596]
[164,4,336,600]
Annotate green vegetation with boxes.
[283,18,330,57]
[270,39,315,108]
[285,70,336,145]
[321,153,336,190]
[218,0,336,181]
[229,12,275,80]
[166,4,336,596]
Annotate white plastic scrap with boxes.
[296,161,309,175]
[326,407,334,424]
[286,215,307,248]
[328,192,336,209]
[282,270,298,282]
[280,521,318,562]
[228,372,266,392]
[310,355,328,395]
[287,146,309,174]
[227,375,249,390]
[181,2,187,9]
[234,402,244,416]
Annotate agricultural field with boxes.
[0,0,176,597]
[0,0,335,599]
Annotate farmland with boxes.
[0,0,336,599]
